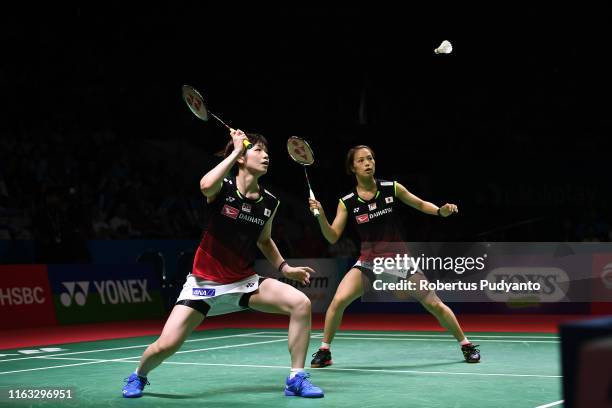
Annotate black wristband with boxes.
[278,261,288,272]
[437,208,442,217]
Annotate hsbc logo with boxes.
[356,214,369,224]
[222,205,239,219]
[0,287,46,306]
[60,280,152,307]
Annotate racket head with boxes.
[287,136,315,166]
[182,85,209,121]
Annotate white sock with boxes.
[459,338,471,346]
[289,368,304,379]
[320,342,330,349]
[134,369,146,378]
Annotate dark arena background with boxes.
[0,5,611,408]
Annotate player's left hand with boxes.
[439,203,459,217]
[282,266,315,285]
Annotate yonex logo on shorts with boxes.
[193,288,216,297]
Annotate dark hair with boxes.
[345,145,375,175]
[220,132,269,158]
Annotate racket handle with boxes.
[229,128,253,150]
[309,190,320,217]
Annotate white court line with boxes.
[32,357,112,362]
[317,333,559,339]
[0,338,284,376]
[249,335,559,344]
[0,335,321,376]
[34,357,561,379]
[0,332,267,363]
[329,337,559,344]
[535,400,564,408]
[0,360,115,375]
[161,361,562,378]
[258,331,559,339]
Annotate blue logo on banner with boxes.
[193,288,216,297]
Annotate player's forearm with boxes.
[317,215,339,244]
[199,150,241,195]
[420,201,440,216]
[257,238,284,269]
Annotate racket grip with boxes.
[309,190,320,217]
[229,128,252,150]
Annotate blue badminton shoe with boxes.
[122,373,149,398]
[284,372,324,398]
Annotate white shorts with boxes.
[353,260,413,279]
[176,274,262,317]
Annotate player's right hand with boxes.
[230,129,248,153]
[282,266,315,285]
[308,198,323,216]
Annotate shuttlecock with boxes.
[434,40,452,54]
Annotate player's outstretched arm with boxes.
[395,182,458,217]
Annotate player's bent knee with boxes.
[331,295,351,310]
[155,340,181,357]
[425,299,446,315]
[291,295,311,315]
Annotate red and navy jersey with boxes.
[340,179,408,262]
[194,177,279,283]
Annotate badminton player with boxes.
[122,129,324,398]
[308,145,480,368]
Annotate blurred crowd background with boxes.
[1,5,610,263]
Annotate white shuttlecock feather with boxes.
[434,40,453,54]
